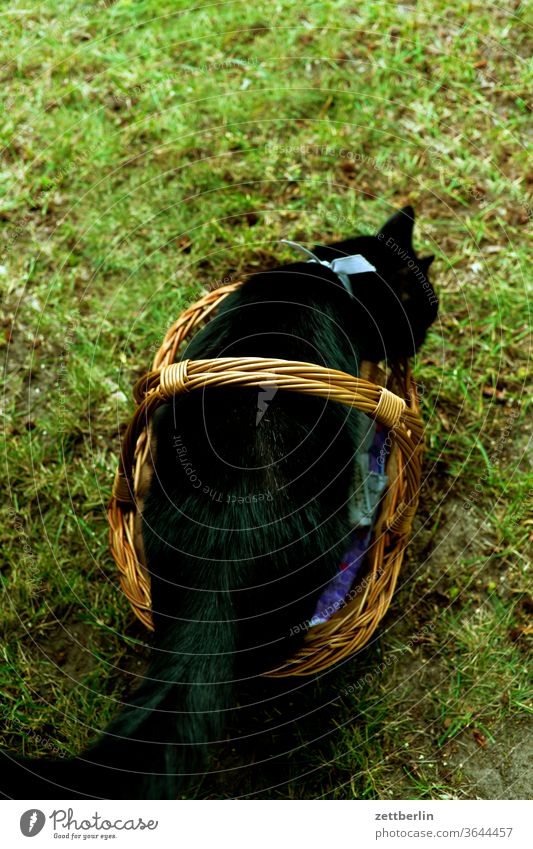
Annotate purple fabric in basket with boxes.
[311,422,388,625]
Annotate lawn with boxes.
[0,0,531,799]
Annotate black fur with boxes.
[1,206,437,799]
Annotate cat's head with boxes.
[315,205,438,362]
[213,206,437,365]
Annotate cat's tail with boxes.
[1,595,235,800]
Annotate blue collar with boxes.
[281,239,376,295]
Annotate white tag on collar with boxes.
[281,239,376,295]
[330,254,376,276]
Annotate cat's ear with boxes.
[418,254,435,273]
[377,205,415,248]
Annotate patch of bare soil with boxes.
[378,483,532,800]
[20,614,150,698]
[34,619,101,686]
[447,721,533,800]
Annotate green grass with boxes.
[1,0,531,799]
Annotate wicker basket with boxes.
[108,283,424,677]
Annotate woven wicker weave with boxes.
[107,283,424,677]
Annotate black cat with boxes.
[1,206,437,799]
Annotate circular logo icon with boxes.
[20,810,46,837]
